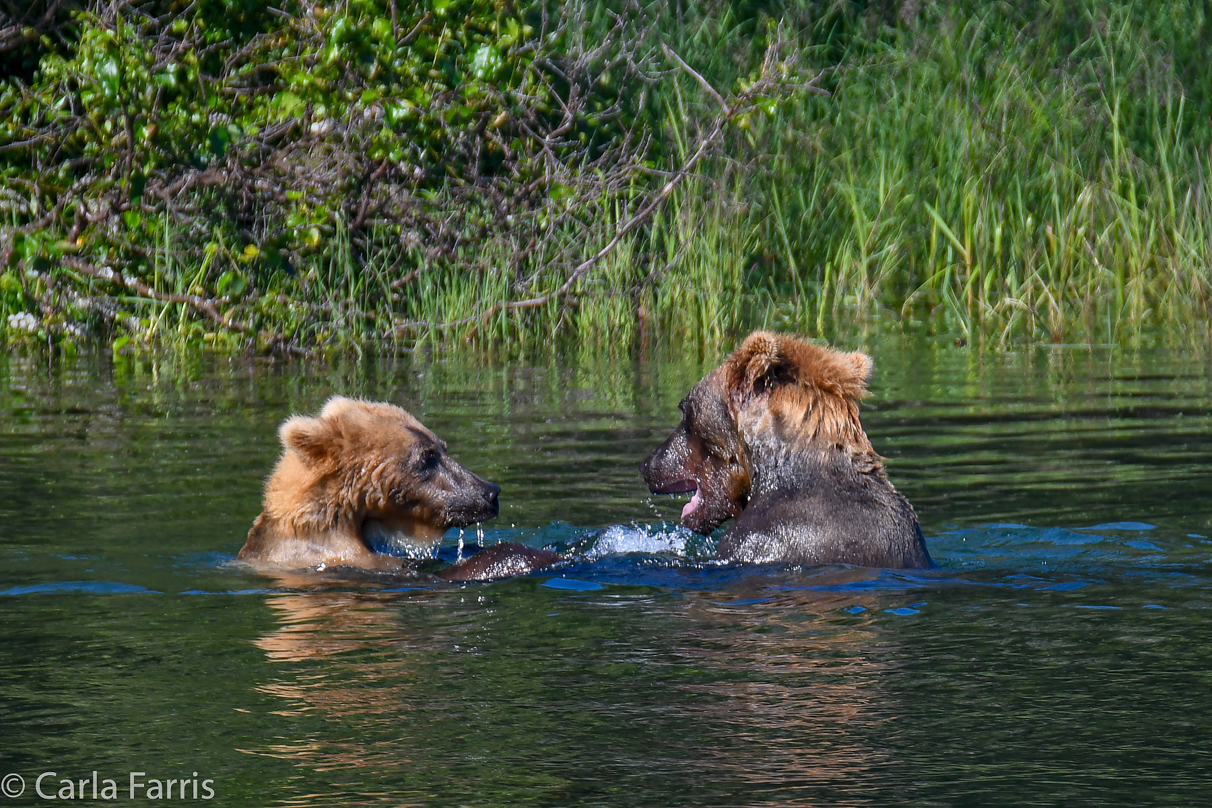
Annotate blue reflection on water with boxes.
[4,520,1208,614]
[0,581,158,595]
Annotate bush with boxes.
[0,0,661,348]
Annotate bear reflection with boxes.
[247,572,903,805]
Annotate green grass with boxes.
[743,0,1212,345]
[4,0,1211,353]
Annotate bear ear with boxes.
[726,331,796,403]
[279,415,339,465]
[845,351,874,391]
[319,395,359,420]
[782,340,873,399]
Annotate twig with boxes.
[632,239,690,292]
[399,12,429,45]
[398,40,802,335]
[351,158,391,231]
[661,43,729,114]
[389,266,422,290]
[62,258,309,355]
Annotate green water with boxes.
[2,337,1211,806]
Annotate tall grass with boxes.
[744,0,1212,344]
[5,0,1210,353]
[399,0,1212,350]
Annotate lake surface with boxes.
[2,336,1211,806]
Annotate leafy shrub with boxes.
[1,0,653,346]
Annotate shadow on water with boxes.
[2,337,1211,806]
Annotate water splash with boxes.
[584,523,694,560]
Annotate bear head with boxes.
[640,331,875,535]
[267,396,500,548]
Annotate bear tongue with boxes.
[682,490,702,519]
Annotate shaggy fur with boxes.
[240,396,502,571]
[641,331,931,569]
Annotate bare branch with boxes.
[398,37,810,335]
[62,258,308,355]
[661,43,729,114]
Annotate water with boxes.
[1,338,1211,806]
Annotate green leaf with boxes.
[501,18,521,47]
[273,91,304,117]
[208,125,231,157]
[385,101,413,126]
[96,57,120,98]
[331,16,356,45]
[14,233,41,261]
[470,44,502,81]
[154,66,178,90]
[371,17,392,42]
[216,271,247,296]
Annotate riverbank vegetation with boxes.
[2,0,1210,354]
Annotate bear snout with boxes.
[642,461,696,495]
[639,448,667,492]
[640,431,691,495]
[482,479,501,516]
[442,466,501,525]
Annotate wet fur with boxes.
[641,331,931,569]
[240,397,505,571]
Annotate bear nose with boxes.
[484,481,500,505]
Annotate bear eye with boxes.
[414,447,441,473]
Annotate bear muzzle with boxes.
[442,473,501,527]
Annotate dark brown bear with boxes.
[640,331,931,569]
[240,396,558,580]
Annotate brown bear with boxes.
[640,331,931,569]
[240,396,559,579]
